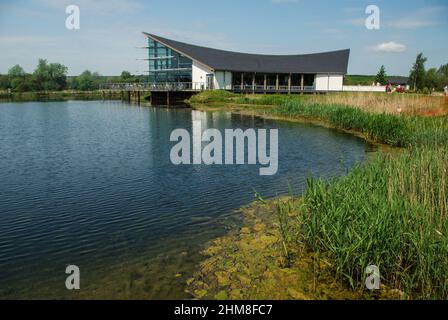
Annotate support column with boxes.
[167,91,170,106]
[264,74,267,93]
[276,74,279,91]
[300,74,304,92]
[241,73,244,91]
[252,73,255,94]
[288,73,291,94]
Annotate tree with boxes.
[375,65,388,85]
[408,53,427,91]
[32,58,68,91]
[425,68,440,91]
[0,74,9,90]
[120,70,132,81]
[7,65,35,91]
[439,64,448,78]
[119,70,143,83]
[438,64,448,89]
[71,70,101,91]
[8,65,26,78]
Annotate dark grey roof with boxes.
[143,33,350,74]
[387,76,409,85]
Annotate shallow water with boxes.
[0,101,376,299]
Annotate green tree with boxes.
[8,64,26,77]
[438,64,448,89]
[72,70,101,91]
[120,70,132,81]
[375,65,388,85]
[408,53,427,91]
[32,59,68,91]
[7,64,35,91]
[425,68,440,91]
[0,74,9,90]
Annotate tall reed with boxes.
[297,147,448,299]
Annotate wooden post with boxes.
[300,74,304,93]
[276,74,279,91]
[241,73,244,91]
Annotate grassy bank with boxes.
[190,91,448,148]
[0,90,122,102]
[187,91,448,299]
[190,90,448,116]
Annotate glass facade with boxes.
[147,38,192,83]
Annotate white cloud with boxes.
[373,41,406,53]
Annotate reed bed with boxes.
[271,100,448,147]
[190,91,448,116]
[296,147,448,299]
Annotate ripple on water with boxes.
[0,101,375,298]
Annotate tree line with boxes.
[0,59,144,92]
[375,53,448,92]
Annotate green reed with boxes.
[294,147,448,299]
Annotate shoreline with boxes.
[185,198,403,300]
[0,90,123,102]
[185,101,399,300]
[190,101,399,152]
[185,91,448,300]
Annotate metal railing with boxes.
[99,82,317,93]
[99,82,207,91]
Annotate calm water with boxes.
[0,101,375,299]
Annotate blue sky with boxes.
[0,0,447,76]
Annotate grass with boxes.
[190,90,448,116]
[298,147,448,299]
[189,90,448,299]
[0,90,122,102]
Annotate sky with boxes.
[0,0,447,76]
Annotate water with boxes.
[0,100,376,299]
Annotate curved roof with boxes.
[143,32,350,74]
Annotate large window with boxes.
[147,38,192,83]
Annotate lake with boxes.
[0,100,375,299]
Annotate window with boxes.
[147,38,192,83]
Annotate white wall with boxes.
[343,85,386,92]
[315,74,344,91]
[214,71,232,90]
[192,61,212,90]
